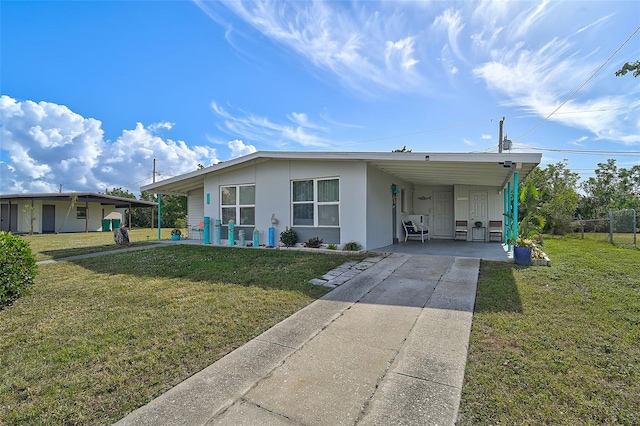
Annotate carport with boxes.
[0,192,157,234]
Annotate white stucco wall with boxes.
[1,200,119,233]
[201,159,369,247]
[365,164,411,250]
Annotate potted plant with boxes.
[171,228,182,241]
[507,180,546,266]
[474,221,483,228]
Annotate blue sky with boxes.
[1,0,639,195]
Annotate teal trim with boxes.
[206,193,210,204]
[503,189,508,243]
[513,172,519,249]
[157,194,162,241]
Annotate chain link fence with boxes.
[571,209,637,247]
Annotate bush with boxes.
[342,241,362,251]
[304,237,323,248]
[326,243,338,250]
[0,232,37,307]
[279,227,297,247]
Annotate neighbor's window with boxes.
[76,206,87,219]
[221,185,255,225]
[292,178,339,227]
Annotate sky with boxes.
[1,0,639,195]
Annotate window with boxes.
[292,178,339,227]
[76,206,87,219]
[221,185,255,225]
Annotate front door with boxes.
[433,191,453,238]
[42,205,56,233]
[1,204,18,232]
[470,191,488,240]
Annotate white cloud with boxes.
[211,101,333,148]
[227,139,257,158]
[0,96,220,194]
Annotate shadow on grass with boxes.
[67,244,364,299]
[39,242,156,260]
[475,260,523,313]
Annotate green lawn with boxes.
[0,243,365,425]
[22,228,180,261]
[458,237,639,425]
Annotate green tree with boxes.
[527,161,580,234]
[131,192,187,229]
[615,60,640,78]
[579,159,640,219]
[106,187,136,199]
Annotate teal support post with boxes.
[253,228,259,247]
[506,182,512,249]
[512,172,519,249]
[503,189,508,243]
[228,220,235,246]
[203,217,210,245]
[214,219,221,245]
[157,194,162,241]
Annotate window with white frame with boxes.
[221,185,255,225]
[292,178,339,227]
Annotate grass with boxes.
[0,242,366,425]
[21,228,181,261]
[458,237,639,425]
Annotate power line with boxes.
[345,117,501,146]
[513,143,640,157]
[514,25,640,141]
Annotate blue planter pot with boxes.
[514,246,532,265]
[171,235,180,241]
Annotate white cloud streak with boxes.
[211,102,334,148]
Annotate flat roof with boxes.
[141,150,543,195]
[0,192,157,208]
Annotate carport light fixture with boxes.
[499,160,513,168]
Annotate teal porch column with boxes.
[157,194,162,241]
[512,172,519,248]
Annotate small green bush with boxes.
[280,227,297,247]
[0,231,37,307]
[326,243,338,250]
[342,241,362,251]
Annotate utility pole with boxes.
[59,183,63,193]
[498,117,505,153]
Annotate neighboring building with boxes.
[0,192,157,234]
[141,151,542,250]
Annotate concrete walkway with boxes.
[115,253,479,426]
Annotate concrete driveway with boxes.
[115,252,479,426]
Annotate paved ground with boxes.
[115,252,479,426]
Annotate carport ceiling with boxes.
[366,158,538,187]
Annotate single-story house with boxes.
[141,151,542,250]
[0,192,157,234]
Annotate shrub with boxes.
[174,218,186,229]
[304,237,323,248]
[279,227,297,247]
[342,241,362,251]
[0,232,37,307]
[326,243,338,250]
